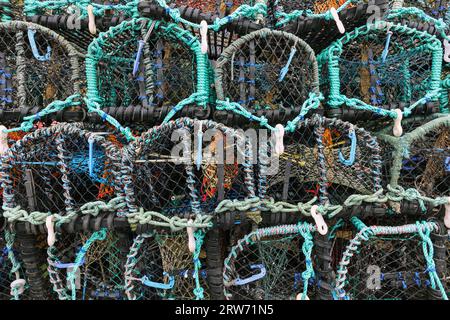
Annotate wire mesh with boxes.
[319,22,443,124]
[334,219,448,300]
[215,28,320,123]
[0,21,82,111]
[86,18,205,112]
[124,231,209,300]
[262,115,382,207]
[223,223,317,300]
[121,118,255,217]
[1,123,122,214]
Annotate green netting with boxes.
[318,21,443,126]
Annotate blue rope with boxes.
[338,129,357,166]
[27,28,51,61]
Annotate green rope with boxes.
[154,0,267,31]
[4,94,81,133]
[2,197,213,230]
[4,230,24,300]
[297,222,315,300]
[274,0,357,28]
[24,0,140,18]
[192,230,205,300]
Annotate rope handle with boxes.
[27,28,51,62]
[141,272,175,290]
[233,264,266,286]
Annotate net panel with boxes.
[0,22,81,111]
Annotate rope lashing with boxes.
[27,28,51,61]
[278,44,297,82]
[192,229,206,300]
[297,222,315,300]
[132,20,157,77]
[338,127,357,166]
[275,0,355,28]
[5,230,26,300]
[4,94,81,133]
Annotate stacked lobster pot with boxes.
[0,0,448,301]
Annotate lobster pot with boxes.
[121,118,256,217]
[1,123,122,214]
[222,223,317,300]
[319,22,443,126]
[334,219,448,300]
[378,116,450,200]
[86,18,207,116]
[0,21,81,111]
[47,228,131,300]
[263,115,382,206]
[215,29,320,127]
[124,230,209,300]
